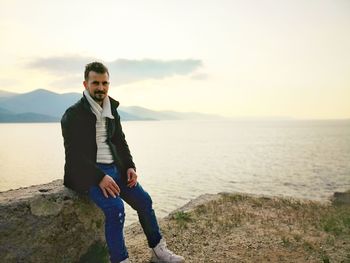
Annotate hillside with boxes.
[0,89,225,122]
[123,191,349,262]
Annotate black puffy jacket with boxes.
[60,92,136,195]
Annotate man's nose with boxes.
[96,83,104,90]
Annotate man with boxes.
[60,61,185,263]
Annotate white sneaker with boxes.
[150,238,185,263]
[119,258,130,263]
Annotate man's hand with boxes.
[99,175,120,198]
[127,168,138,188]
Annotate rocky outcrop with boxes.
[1,178,349,263]
[0,179,108,263]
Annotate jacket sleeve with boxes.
[61,109,106,186]
[112,113,137,172]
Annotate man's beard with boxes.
[93,92,106,102]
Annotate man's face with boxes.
[83,71,110,104]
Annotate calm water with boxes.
[1,120,349,225]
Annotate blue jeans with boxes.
[88,163,162,263]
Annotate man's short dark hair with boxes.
[84,62,109,81]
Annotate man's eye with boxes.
[92,81,99,85]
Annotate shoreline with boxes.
[0,180,349,262]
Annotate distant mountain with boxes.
[0,90,18,98]
[0,89,225,123]
[0,106,12,114]
[118,110,155,121]
[0,105,58,122]
[120,106,170,120]
[121,106,221,120]
[0,89,81,118]
[0,91,19,103]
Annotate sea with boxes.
[0,119,349,226]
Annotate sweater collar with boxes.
[83,89,114,120]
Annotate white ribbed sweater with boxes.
[83,89,114,164]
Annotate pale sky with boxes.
[0,0,349,119]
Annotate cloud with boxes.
[27,55,93,74]
[27,55,203,88]
[108,58,203,84]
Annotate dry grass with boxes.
[124,192,350,263]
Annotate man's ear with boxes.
[83,80,87,89]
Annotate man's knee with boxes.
[135,191,153,212]
[101,199,125,218]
